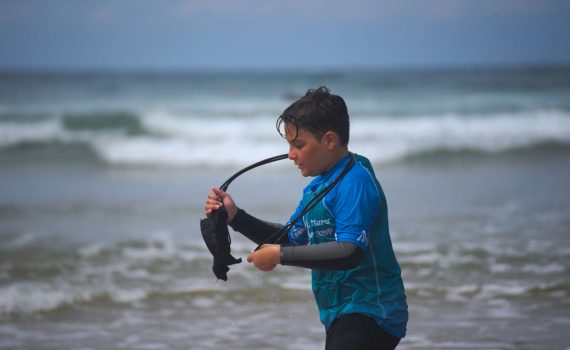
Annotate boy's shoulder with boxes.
[350,154,377,181]
[354,153,374,173]
[304,154,376,193]
[333,154,382,206]
[333,154,377,192]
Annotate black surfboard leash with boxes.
[201,152,355,280]
[219,154,289,191]
[254,152,355,250]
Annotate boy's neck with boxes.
[323,147,350,173]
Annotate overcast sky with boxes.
[1,0,569,71]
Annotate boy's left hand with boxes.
[247,244,280,271]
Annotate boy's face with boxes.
[285,123,332,177]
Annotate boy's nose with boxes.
[288,152,295,160]
[288,147,297,161]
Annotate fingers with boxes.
[204,187,224,216]
[211,187,226,199]
[207,192,222,205]
[247,245,279,271]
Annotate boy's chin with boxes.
[299,168,316,177]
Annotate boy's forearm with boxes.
[229,208,288,245]
[280,241,363,270]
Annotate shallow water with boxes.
[1,68,570,349]
[1,148,569,349]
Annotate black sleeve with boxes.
[228,208,288,245]
[280,241,363,270]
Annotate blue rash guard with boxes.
[286,153,408,339]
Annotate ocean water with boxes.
[1,67,570,349]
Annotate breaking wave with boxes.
[1,109,569,168]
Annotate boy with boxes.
[205,86,408,350]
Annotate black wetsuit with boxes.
[229,208,363,269]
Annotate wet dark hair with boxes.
[276,86,350,146]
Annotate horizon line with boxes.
[1,61,569,75]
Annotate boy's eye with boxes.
[294,142,304,149]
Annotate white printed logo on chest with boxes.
[308,218,335,241]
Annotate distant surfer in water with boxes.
[205,86,408,350]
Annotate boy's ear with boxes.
[323,131,339,150]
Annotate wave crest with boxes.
[1,109,569,168]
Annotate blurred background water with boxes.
[1,67,570,349]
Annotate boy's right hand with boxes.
[204,187,238,223]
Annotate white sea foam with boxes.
[0,233,223,315]
[1,109,569,168]
[2,233,36,249]
[478,283,530,298]
[521,263,565,274]
[91,134,286,168]
[400,252,442,265]
[446,284,480,302]
[441,282,535,303]
[141,110,273,140]
[109,287,148,303]
[0,264,212,315]
[409,340,517,349]
[351,109,570,161]
[0,282,83,314]
[392,241,436,254]
[94,109,570,167]
[490,263,512,274]
[0,119,65,147]
[78,242,108,258]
